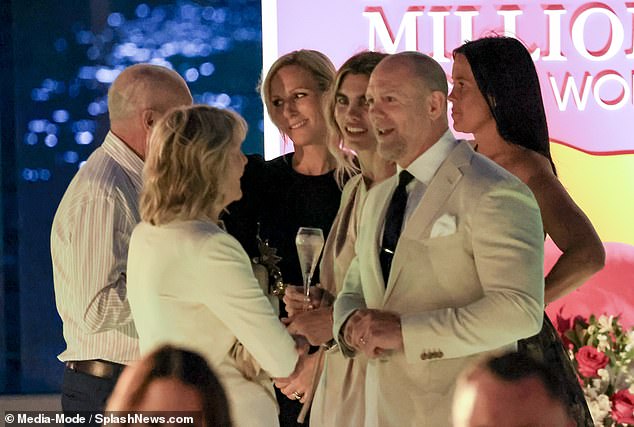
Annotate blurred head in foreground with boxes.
[452,352,575,427]
[106,345,232,427]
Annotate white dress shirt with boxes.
[51,131,142,364]
[379,129,458,240]
[401,129,458,227]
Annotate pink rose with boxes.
[611,389,634,424]
[576,345,609,377]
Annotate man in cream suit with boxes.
[333,51,545,426]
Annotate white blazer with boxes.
[128,220,298,427]
[334,141,545,427]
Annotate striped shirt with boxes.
[51,131,142,364]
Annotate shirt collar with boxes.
[102,131,144,191]
[399,129,457,186]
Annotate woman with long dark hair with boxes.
[450,36,604,426]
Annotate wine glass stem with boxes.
[303,277,311,311]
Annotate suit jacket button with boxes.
[438,351,444,358]
[420,353,428,360]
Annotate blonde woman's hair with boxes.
[141,105,247,225]
[258,49,357,188]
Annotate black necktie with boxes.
[380,170,415,285]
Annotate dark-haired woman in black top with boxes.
[450,36,605,427]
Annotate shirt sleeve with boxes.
[333,255,367,357]
[59,193,136,334]
[400,183,545,362]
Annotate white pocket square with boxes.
[430,214,457,238]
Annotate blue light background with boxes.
[1,0,265,393]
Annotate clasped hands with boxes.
[343,308,404,358]
[273,285,331,402]
[273,347,319,404]
[282,285,404,359]
[282,285,333,346]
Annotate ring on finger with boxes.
[359,336,367,345]
[292,391,303,400]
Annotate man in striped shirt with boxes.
[51,64,192,419]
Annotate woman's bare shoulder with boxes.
[503,148,554,187]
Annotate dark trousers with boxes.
[61,366,120,426]
[276,387,310,427]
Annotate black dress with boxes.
[224,152,342,427]
[518,316,594,426]
[469,144,593,426]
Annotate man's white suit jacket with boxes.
[334,140,545,427]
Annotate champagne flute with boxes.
[295,227,324,311]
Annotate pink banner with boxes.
[263,0,634,320]
[263,0,634,155]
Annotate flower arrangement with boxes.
[556,312,634,426]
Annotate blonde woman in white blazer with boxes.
[127,105,302,427]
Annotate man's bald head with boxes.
[108,64,191,123]
[379,52,448,96]
[107,64,192,159]
[365,51,449,165]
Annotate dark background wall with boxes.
[0,0,265,393]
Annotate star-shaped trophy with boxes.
[252,224,285,297]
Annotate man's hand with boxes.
[344,309,403,358]
[283,306,333,346]
[292,334,310,356]
[283,285,324,317]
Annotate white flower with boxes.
[597,315,613,333]
[589,368,611,394]
[585,385,598,399]
[586,391,610,425]
[598,368,610,382]
[565,314,634,425]
[597,334,610,352]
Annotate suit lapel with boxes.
[383,142,474,303]
[361,176,396,306]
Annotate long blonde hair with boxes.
[259,49,357,187]
[141,105,247,225]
